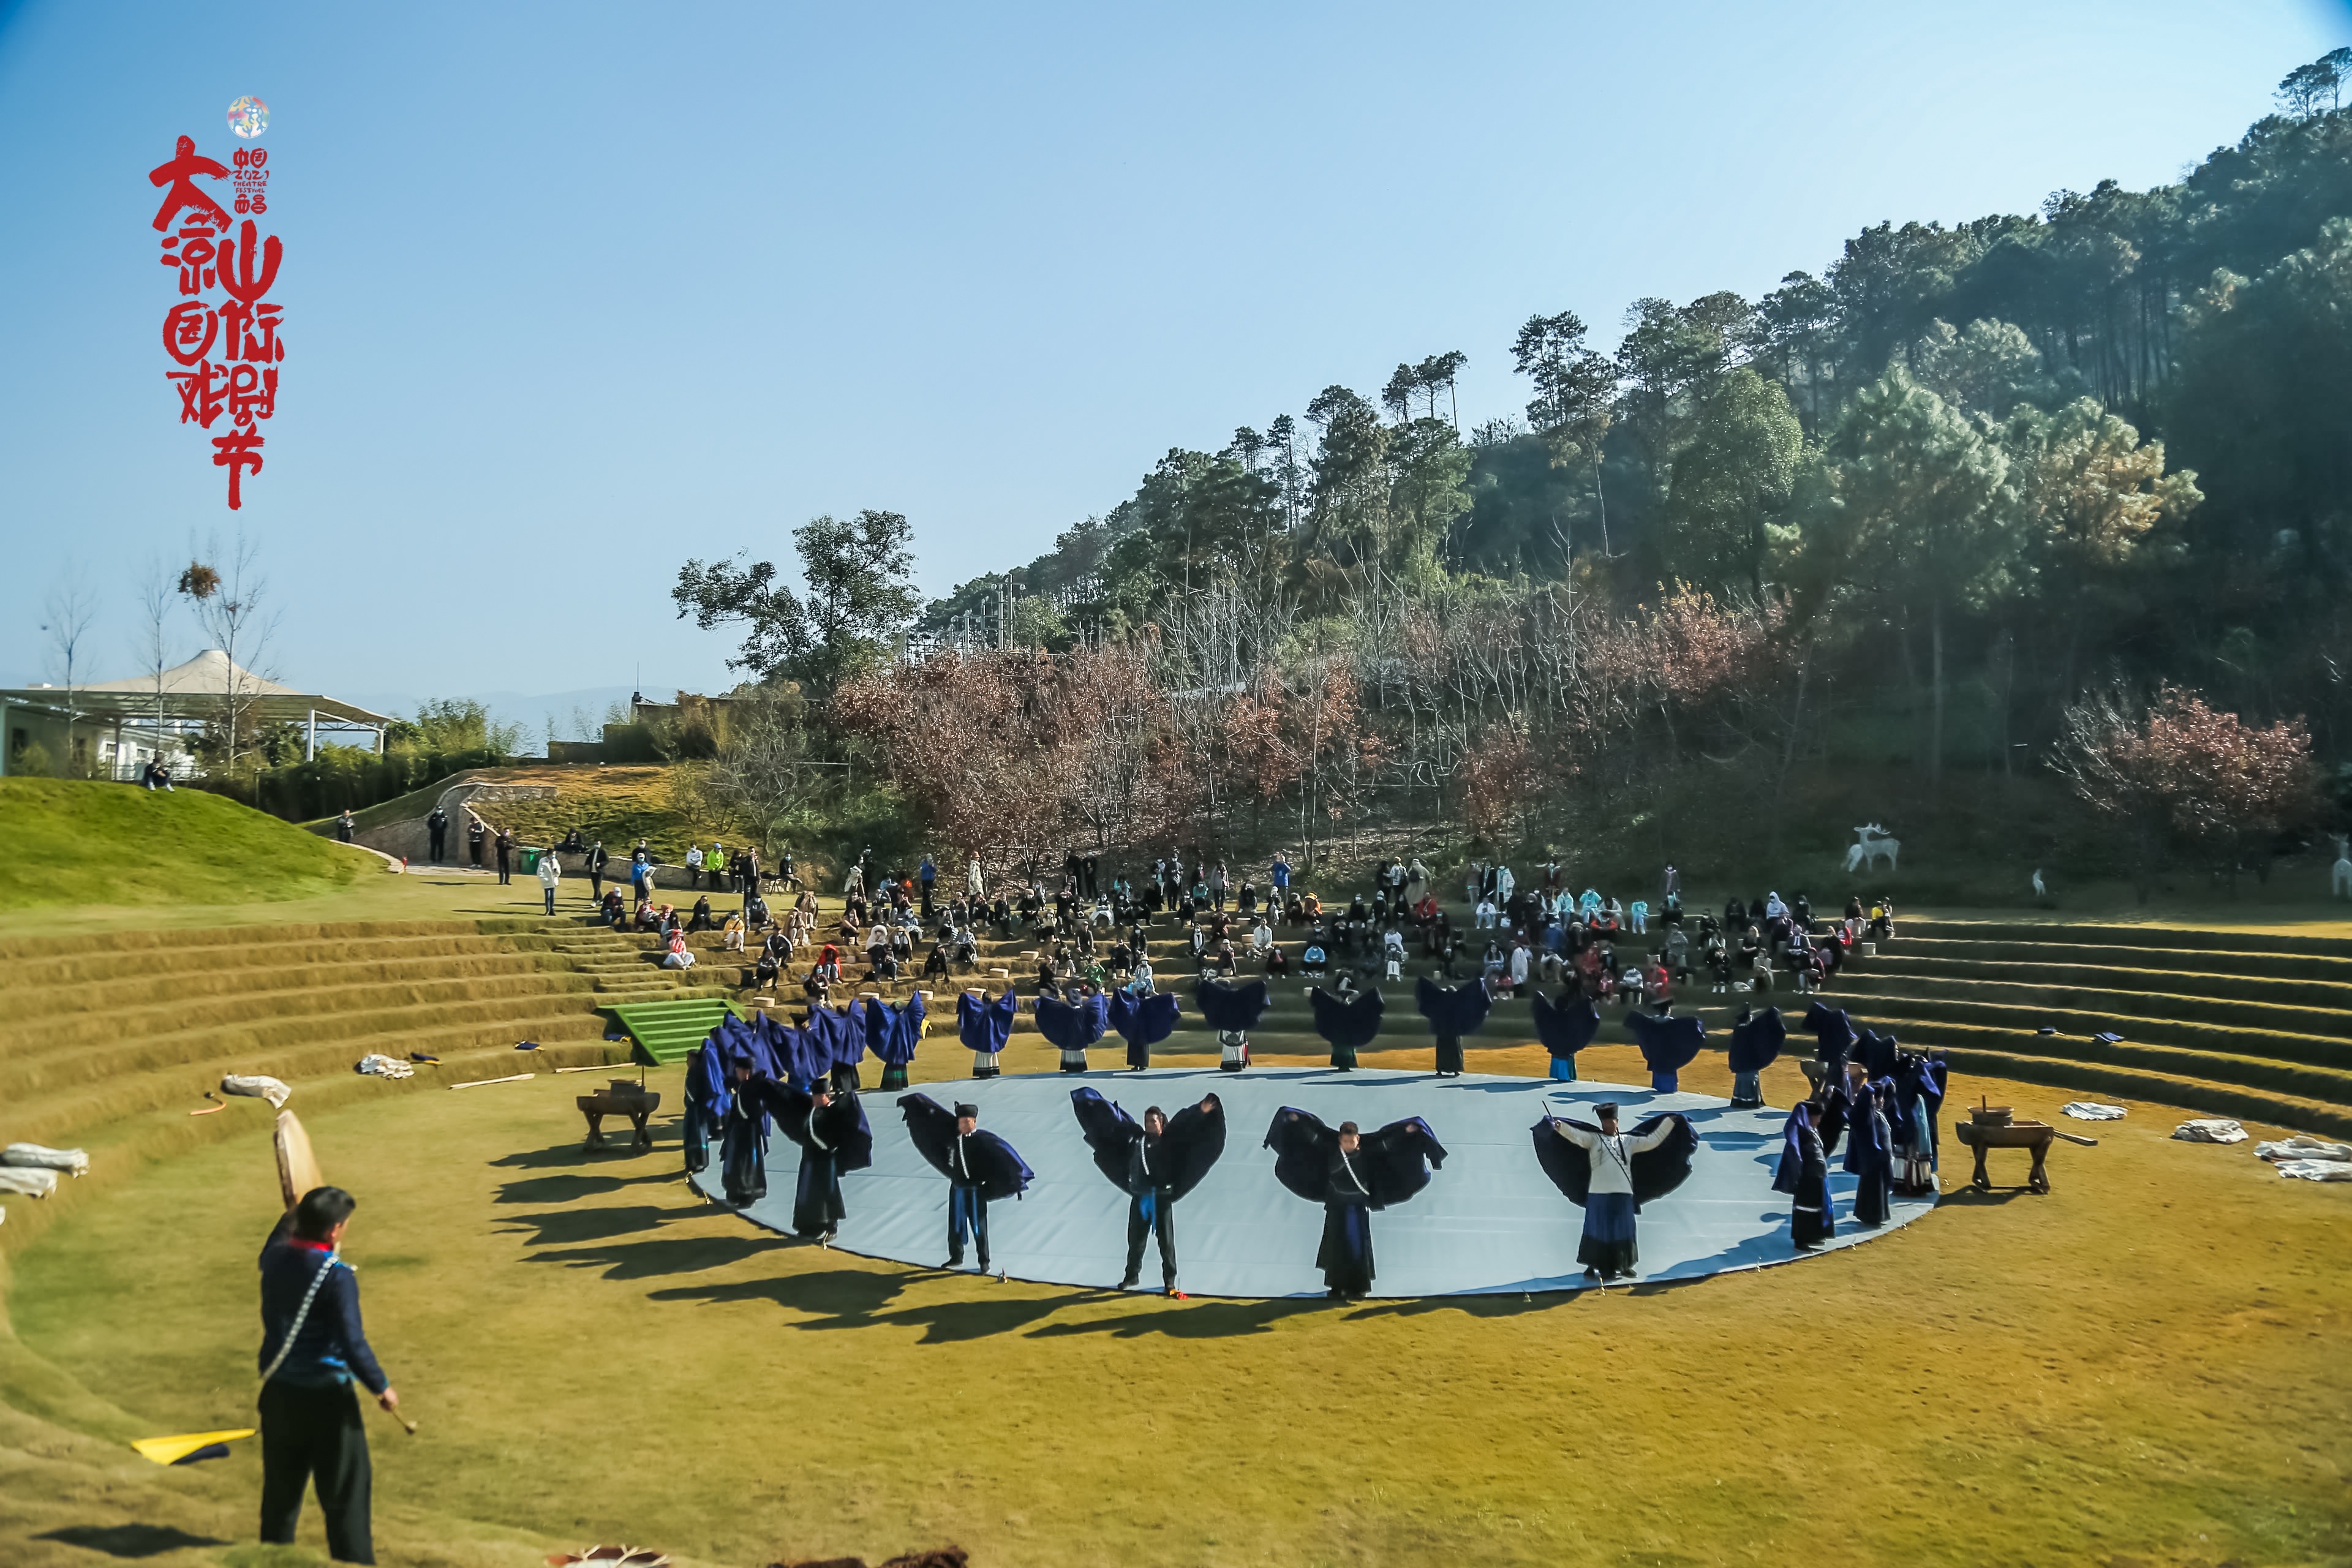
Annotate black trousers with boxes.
[496,851,510,884]
[948,1185,989,1268]
[259,1379,374,1564]
[428,831,445,860]
[1123,1191,1177,1287]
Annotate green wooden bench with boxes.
[606,998,741,1065]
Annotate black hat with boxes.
[954,1102,979,1120]
[1595,1101,1621,1119]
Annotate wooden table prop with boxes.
[577,1080,662,1150]
[1955,1116,2059,1193]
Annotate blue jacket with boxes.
[257,1214,387,1393]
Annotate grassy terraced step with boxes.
[1904,919,2352,959]
[1878,939,2352,984]
[1931,1046,2352,1141]
[7,1023,624,1148]
[1858,956,2352,1008]
[2,949,585,1022]
[608,998,744,1064]
[1830,1012,2352,1105]
[1834,971,2352,1033]
[1831,989,2352,1068]
[1,931,568,993]
[1882,944,2352,992]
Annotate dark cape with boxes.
[1623,1010,1705,1092]
[1770,1104,1835,1247]
[1529,1115,1698,1210]
[772,1012,833,1088]
[1264,1108,1447,1297]
[748,1078,874,1236]
[1309,985,1385,1069]
[1842,1078,1896,1226]
[1727,1006,1787,1107]
[1855,1028,1901,1082]
[899,1092,1034,1200]
[1107,989,1180,1070]
[682,1036,732,1175]
[1197,976,1273,1071]
[958,987,1020,1074]
[1036,990,1111,1071]
[1414,975,1491,1076]
[863,992,928,1090]
[1070,1088,1227,1199]
[1531,990,1600,1080]
[1803,1001,1856,1079]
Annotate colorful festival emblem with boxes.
[227,96,268,138]
[151,132,285,508]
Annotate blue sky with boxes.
[0,0,2344,723]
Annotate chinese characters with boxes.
[151,133,284,509]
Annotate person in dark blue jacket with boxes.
[257,1185,397,1564]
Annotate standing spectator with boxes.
[1209,861,1230,912]
[494,828,513,886]
[425,806,449,862]
[685,842,704,889]
[537,844,562,916]
[587,839,609,900]
[919,853,937,917]
[467,817,486,869]
[779,845,797,889]
[336,810,355,844]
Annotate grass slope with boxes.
[5,1044,2347,1567]
[0,780,372,912]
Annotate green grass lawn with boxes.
[5,1043,2347,1568]
[0,780,373,913]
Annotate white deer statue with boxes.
[1843,824,1901,875]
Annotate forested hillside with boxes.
[675,60,2352,896]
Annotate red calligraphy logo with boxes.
[154,135,285,510]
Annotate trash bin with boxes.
[521,848,540,873]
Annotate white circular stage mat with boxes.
[693,1068,1937,1298]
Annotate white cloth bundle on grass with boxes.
[2,1143,89,1177]
[2063,1102,2127,1121]
[0,1168,59,1198]
[355,1054,415,1079]
[2275,1159,2352,1182]
[2173,1119,2248,1144]
[2255,1136,2351,1163]
[221,1074,292,1108]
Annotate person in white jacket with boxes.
[1553,1102,1681,1282]
[966,854,986,899]
[536,845,563,916]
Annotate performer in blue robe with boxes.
[1891,1050,1947,1193]
[958,986,1019,1079]
[1624,1009,1705,1093]
[1108,988,1180,1071]
[1841,1065,1895,1227]
[682,1033,732,1175]
[717,1047,774,1207]
[1855,1028,1901,1082]
[1036,987,1111,1074]
[1531,989,1600,1082]
[1770,1099,1834,1248]
[1726,1006,1787,1107]
[1309,984,1384,1071]
[745,1076,875,1241]
[863,991,927,1091]
[1531,1102,1696,1282]
[1265,1108,1446,1301]
[1802,1001,1856,1097]
[1196,976,1272,1071]
[1415,975,1491,1077]
[1071,1089,1226,1293]
[899,1092,1034,1273]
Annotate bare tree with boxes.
[132,557,183,774]
[180,530,279,771]
[42,567,99,776]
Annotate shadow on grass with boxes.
[1026,1295,1328,1339]
[649,1266,1072,1343]
[34,1524,230,1558]
[491,1170,677,1205]
[525,1232,793,1279]
[497,1203,675,1246]
[489,1141,670,1173]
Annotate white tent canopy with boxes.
[7,649,390,728]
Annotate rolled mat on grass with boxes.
[772,1550,967,1568]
